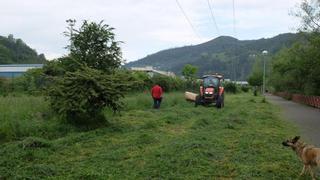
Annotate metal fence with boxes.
[274,92,320,109]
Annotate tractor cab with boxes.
[203,75,221,87]
[197,74,225,108]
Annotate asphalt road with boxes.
[266,94,320,146]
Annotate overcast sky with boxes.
[0,0,301,62]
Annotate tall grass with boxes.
[0,95,76,142]
[0,95,45,141]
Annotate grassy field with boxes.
[0,92,305,179]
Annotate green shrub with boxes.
[123,71,152,91]
[169,77,186,91]
[150,75,186,92]
[110,71,187,93]
[14,68,46,95]
[151,75,171,92]
[0,68,47,96]
[42,57,75,77]
[224,82,238,93]
[240,86,249,92]
[185,79,201,92]
[46,66,128,125]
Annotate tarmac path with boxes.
[266,94,320,146]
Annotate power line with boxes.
[206,0,220,35]
[175,0,200,38]
[232,0,238,81]
[232,0,236,37]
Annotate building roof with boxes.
[0,64,43,72]
[130,66,175,77]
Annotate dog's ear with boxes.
[293,136,300,142]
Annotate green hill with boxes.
[126,33,300,80]
[0,35,46,64]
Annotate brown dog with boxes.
[282,136,320,180]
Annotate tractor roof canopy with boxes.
[202,73,224,79]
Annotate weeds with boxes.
[19,137,51,149]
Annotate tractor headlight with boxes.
[205,92,209,94]
[208,92,213,94]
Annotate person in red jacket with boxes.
[151,84,163,109]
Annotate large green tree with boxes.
[46,20,127,125]
[69,20,122,73]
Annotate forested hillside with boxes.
[126,33,301,80]
[0,35,46,64]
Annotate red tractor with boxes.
[195,74,225,108]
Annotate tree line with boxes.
[248,0,320,96]
[270,0,320,96]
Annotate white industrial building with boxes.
[0,64,43,78]
[130,66,175,77]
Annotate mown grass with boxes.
[0,92,306,179]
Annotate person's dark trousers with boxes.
[153,97,162,109]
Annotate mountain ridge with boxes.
[0,34,47,65]
[126,33,300,80]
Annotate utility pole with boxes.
[262,50,268,95]
[234,57,237,82]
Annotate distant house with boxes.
[130,66,175,77]
[0,64,43,78]
[233,81,249,86]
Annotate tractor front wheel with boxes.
[195,95,201,107]
[216,95,224,109]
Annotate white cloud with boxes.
[0,0,302,62]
